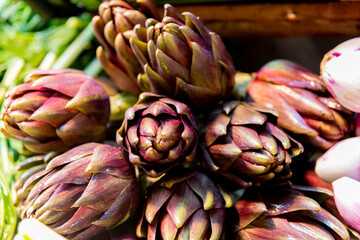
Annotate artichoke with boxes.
[0,69,110,153]
[202,101,303,188]
[136,170,233,240]
[231,183,355,240]
[14,152,60,209]
[92,0,159,95]
[117,92,198,178]
[130,4,236,108]
[17,142,139,240]
[246,59,353,150]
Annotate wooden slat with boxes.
[159,2,360,37]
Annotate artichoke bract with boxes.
[136,170,232,240]
[202,101,303,188]
[117,92,198,178]
[0,69,110,154]
[92,0,159,95]
[17,143,139,240]
[231,184,353,240]
[130,4,236,108]
[246,59,353,150]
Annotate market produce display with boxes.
[1,0,360,240]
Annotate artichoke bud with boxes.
[16,142,140,239]
[202,101,303,188]
[130,4,236,108]
[117,92,198,178]
[231,184,353,240]
[92,0,159,95]
[136,170,229,240]
[246,59,354,150]
[0,69,110,154]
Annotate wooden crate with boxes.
[161,1,360,38]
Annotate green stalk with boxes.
[83,57,102,77]
[0,58,24,106]
[51,21,94,70]
[38,51,57,70]
[0,172,16,240]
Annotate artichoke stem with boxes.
[109,93,138,121]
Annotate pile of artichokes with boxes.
[1,1,359,239]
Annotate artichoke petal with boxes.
[10,91,52,111]
[155,48,189,84]
[94,181,138,227]
[186,172,225,210]
[186,209,210,240]
[231,104,266,126]
[142,101,177,117]
[247,81,318,136]
[259,130,278,156]
[37,184,85,215]
[234,200,267,230]
[87,144,133,178]
[204,113,230,146]
[166,183,202,228]
[265,122,291,150]
[32,73,88,97]
[55,206,102,234]
[104,20,117,48]
[46,143,97,171]
[18,120,57,139]
[208,143,241,170]
[65,78,110,120]
[30,93,77,128]
[209,208,225,240]
[256,59,326,91]
[231,126,262,150]
[146,186,172,224]
[160,213,178,240]
[72,173,124,212]
[264,191,321,216]
[56,113,106,147]
[190,42,220,88]
[96,46,141,95]
[298,208,350,240]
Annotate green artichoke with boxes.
[136,170,233,240]
[246,59,353,150]
[0,69,110,153]
[202,101,303,188]
[117,92,198,178]
[130,4,236,108]
[17,142,139,240]
[92,0,159,95]
[231,184,355,240]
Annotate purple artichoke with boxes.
[246,59,353,150]
[231,184,354,240]
[92,0,159,95]
[0,69,110,153]
[17,142,139,240]
[117,92,198,177]
[136,170,231,240]
[202,101,303,188]
[130,4,236,108]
